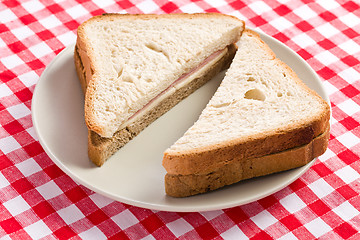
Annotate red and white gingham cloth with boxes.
[1,0,360,239]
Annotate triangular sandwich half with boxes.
[74,13,245,166]
[163,30,330,197]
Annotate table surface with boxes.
[1,0,360,239]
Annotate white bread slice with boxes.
[76,13,244,138]
[74,13,244,166]
[165,124,330,197]
[163,30,330,189]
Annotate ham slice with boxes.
[118,48,228,129]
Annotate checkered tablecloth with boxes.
[1,0,360,239]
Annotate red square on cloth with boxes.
[343,1,359,12]
[32,201,55,219]
[53,226,77,239]
[274,4,292,16]
[23,142,43,158]
[11,178,33,195]
[309,200,331,216]
[319,11,337,21]
[251,231,273,240]
[64,186,88,203]
[334,222,357,239]
[3,121,25,136]
[108,231,130,240]
[280,215,302,231]
[87,209,109,225]
[224,207,248,224]
[196,222,219,240]
[337,185,358,199]
[0,217,22,234]
[161,2,178,13]
[141,214,164,234]
[339,117,359,131]
[0,155,13,170]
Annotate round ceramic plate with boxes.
[32,30,329,212]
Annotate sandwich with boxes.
[74,13,245,166]
[163,30,330,197]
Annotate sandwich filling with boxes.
[117,47,229,130]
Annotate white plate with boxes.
[32,31,329,212]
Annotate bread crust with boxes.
[163,30,331,175]
[74,44,238,166]
[76,13,244,137]
[165,124,330,197]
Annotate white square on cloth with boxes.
[66,5,88,19]
[322,81,338,96]
[39,15,62,29]
[36,181,63,200]
[0,83,14,97]
[335,165,360,184]
[166,218,193,238]
[24,220,52,239]
[57,31,76,46]
[89,193,113,209]
[0,173,10,188]
[293,5,317,20]
[1,54,24,69]
[22,1,44,13]
[279,193,307,214]
[278,232,298,240]
[336,131,360,149]
[316,23,339,38]
[269,17,293,32]
[340,13,360,28]
[316,0,340,10]
[220,226,247,239]
[11,26,34,40]
[112,209,139,230]
[0,38,5,48]
[337,99,360,117]
[7,103,31,120]
[205,0,227,8]
[57,204,85,225]
[250,210,278,230]
[16,158,42,177]
[339,40,359,55]
[201,210,223,221]
[136,0,159,14]
[304,217,332,238]
[0,136,22,154]
[0,9,18,23]
[142,235,156,240]
[249,1,272,15]
[308,178,334,199]
[314,51,339,66]
[318,148,336,162]
[92,0,114,9]
[3,195,31,216]
[78,226,107,240]
[29,42,53,59]
[339,68,360,84]
[180,3,203,13]
[292,33,317,48]
[18,71,39,88]
[333,201,360,221]
[26,127,39,141]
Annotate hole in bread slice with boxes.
[247,76,255,82]
[244,89,266,101]
[145,42,170,61]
